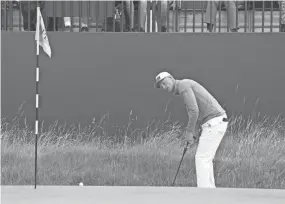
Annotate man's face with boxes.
[160,77,174,92]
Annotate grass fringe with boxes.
[1,104,285,188]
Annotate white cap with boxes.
[154,72,172,88]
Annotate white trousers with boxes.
[195,113,228,188]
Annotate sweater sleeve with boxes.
[181,88,199,135]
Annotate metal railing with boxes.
[1,1,285,33]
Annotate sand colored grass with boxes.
[1,111,285,188]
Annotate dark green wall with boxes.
[2,32,285,131]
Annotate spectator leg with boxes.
[30,9,37,31]
[124,0,134,31]
[158,0,168,32]
[204,1,218,32]
[20,7,29,31]
[47,17,61,31]
[280,0,285,32]
[138,0,147,31]
[19,2,37,31]
[63,17,88,31]
[46,17,53,31]
[224,0,239,32]
[64,17,71,27]
[80,17,89,32]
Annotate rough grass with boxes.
[1,110,285,188]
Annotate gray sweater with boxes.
[172,79,226,134]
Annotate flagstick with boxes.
[35,3,40,190]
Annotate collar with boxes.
[172,80,180,96]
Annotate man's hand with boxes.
[183,131,198,148]
[184,140,191,148]
[184,131,195,141]
[184,134,194,147]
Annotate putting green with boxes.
[2,186,285,204]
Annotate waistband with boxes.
[201,113,228,129]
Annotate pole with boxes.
[35,1,40,189]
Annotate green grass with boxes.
[1,109,285,188]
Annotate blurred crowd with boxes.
[2,0,285,32]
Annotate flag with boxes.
[34,5,52,190]
[35,7,51,58]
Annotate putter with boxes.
[171,143,190,186]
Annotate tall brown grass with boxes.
[1,109,285,188]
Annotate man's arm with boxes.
[181,88,199,140]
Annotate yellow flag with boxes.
[35,7,51,58]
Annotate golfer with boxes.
[154,72,228,188]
